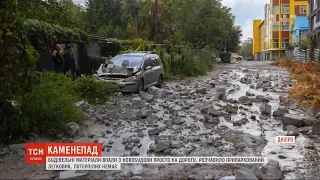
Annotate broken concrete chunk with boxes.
[273,108,289,117]
[154,140,171,153]
[148,86,160,94]
[233,118,249,126]
[105,101,115,109]
[132,97,143,109]
[282,113,306,127]
[139,91,154,103]
[261,165,283,180]
[60,171,87,180]
[251,165,263,179]
[215,88,226,100]
[285,125,299,136]
[66,122,81,137]
[154,89,167,98]
[219,176,236,180]
[148,128,160,135]
[8,144,25,156]
[196,87,207,94]
[235,167,258,180]
[108,109,119,119]
[260,103,271,115]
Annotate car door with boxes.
[150,56,161,84]
[142,57,153,86]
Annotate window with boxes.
[282,5,289,14]
[156,57,162,66]
[282,39,289,48]
[273,6,279,14]
[314,15,317,30]
[313,0,318,11]
[143,58,152,68]
[273,24,279,31]
[111,55,143,68]
[300,5,307,14]
[150,57,157,66]
[273,39,279,48]
[282,22,290,30]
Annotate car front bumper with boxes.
[96,76,138,92]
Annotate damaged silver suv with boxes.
[95,51,164,93]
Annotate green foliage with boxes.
[86,0,125,37]
[73,75,119,105]
[88,56,111,74]
[17,0,87,30]
[85,0,241,52]
[24,19,89,51]
[162,52,171,74]
[99,38,153,56]
[310,37,317,62]
[159,46,213,78]
[19,72,84,136]
[298,38,309,50]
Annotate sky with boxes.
[221,0,269,41]
[73,0,268,41]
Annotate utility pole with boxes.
[135,0,139,37]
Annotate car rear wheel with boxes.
[136,79,144,94]
[156,75,163,88]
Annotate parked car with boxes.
[94,51,164,93]
[231,53,243,60]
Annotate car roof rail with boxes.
[128,51,157,54]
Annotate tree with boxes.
[17,0,86,29]
[239,38,253,58]
[227,26,242,52]
[86,0,125,37]
[309,36,317,62]
[298,37,309,62]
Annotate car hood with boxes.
[96,63,140,78]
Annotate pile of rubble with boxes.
[219,159,283,180]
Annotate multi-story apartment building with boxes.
[253,0,309,60]
[308,0,320,45]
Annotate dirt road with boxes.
[1,60,320,179]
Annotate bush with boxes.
[171,53,183,75]
[279,58,320,111]
[19,72,84,137]
[0,100,24,144]
[162,53,171,74]
[194,55,207,75]
[24,19,89,52]
[73,75,118,105]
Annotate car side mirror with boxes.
[145,66,152,70]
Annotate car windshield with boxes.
[111,55,143,68]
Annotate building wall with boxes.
[265,4,271,49]
[253,0,308,61]
[253,20,262,59]
[260,22,266,51]
[87,41,101,57]
[308,0,320,46]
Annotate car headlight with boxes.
[123,76,137,82]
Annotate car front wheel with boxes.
[156,75,163,88]
[136,79,144,94]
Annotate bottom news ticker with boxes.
[45,157,267,170]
